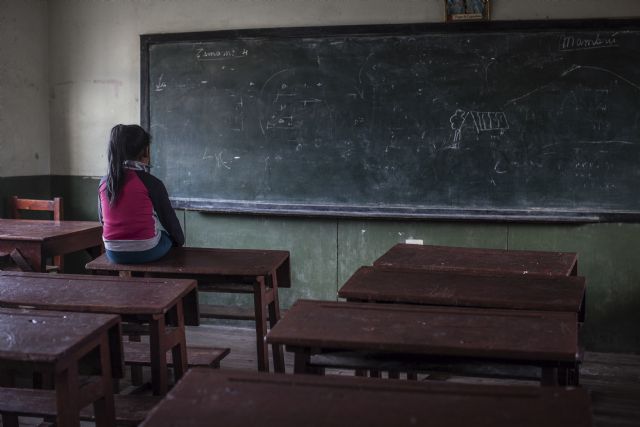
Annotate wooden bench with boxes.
[0,308,122,427]
[0,218,102,273]
[267,300,581,386]
[337,266,587,382]
[123,342,230,369]
[374,243,578,276]
[86,247,291,373]
[339,266,587,321]
[139,368,592,427]
[0,388,160,427]
[0,271,195,396]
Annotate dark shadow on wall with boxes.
[0,175,52,217]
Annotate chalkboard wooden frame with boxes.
[141,19,640,223]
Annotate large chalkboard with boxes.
[141,20,640,221]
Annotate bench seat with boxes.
[199,303,256,320]
[123,341,230,368]
[310,351,543,381]
[0,388,160,427]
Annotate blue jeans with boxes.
[106,231,173,264]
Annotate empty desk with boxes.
[374,243,578,276]
[0,219,102,272]
[86,246,290,372]
[267,300,580,385]
[0,271,198,395]
[0,308,121,427]
[339,266,586,321]
[140,368,592,427]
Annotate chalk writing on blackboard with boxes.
[144,23,640,220]
[196,47,249,61]
[155,74,167,92]
[559,33,618,52]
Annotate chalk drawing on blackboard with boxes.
[202,148,214,160]
[450,109,468,143]
[230,95,244,132]
[506,64,640,107]
[450,109,509,143]
[155,74,167,92]
[561,65,640,92]
[215,151,231,170]
[259,69,291,135]
[470,111,509,133]
[578,140,635,145]
[259,156,272,193]
[258,68,332,141]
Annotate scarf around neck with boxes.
[123,160,151,173]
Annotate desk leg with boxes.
[541,367,559,386]
[144,272,199,326]
[93,333,116,427]
[293,350,324,375]
[1,414,19,427]
[181,287,200,327]
[55,363,80,427]
[294,351,310,374]
[253,279,269,372]
[150,316,169,395]
[0,369,14,386]
[86,243,104,259]
[568,366,580,386]
[168,302,188,383]
[267,272,285,373]
[10,248,37,272]
[122,270,145,385]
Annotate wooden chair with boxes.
[8,196,64,272]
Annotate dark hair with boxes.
[105,124,150,205]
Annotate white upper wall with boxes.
[0,0,49,177]
[3,0,640,176]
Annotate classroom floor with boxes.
[4,324,640,426]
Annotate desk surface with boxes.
[374,244,578,276]
[267,300,579,363]
[86,246,291,287]
[0,219,102,242]
[339,266,586,314]
[140,368,592,427]
[0,271,196,316]
[0,307,119,367]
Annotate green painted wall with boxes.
[0,176,51,216]
[2,175,639,353]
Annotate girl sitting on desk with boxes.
[98,124,184,263]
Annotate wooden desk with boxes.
[0,219,102,272]
[339,266,586,321]
[0,271,195,395]
[374,243,578,276]
[140,368,592,427]
[86,246,291,372]
[267,300,580,385]
[0,307,121,427]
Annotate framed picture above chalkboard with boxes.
[445,0,490,22]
